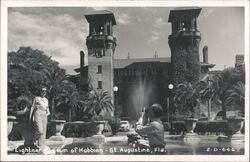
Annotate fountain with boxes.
[127,74,155,121]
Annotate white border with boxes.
[1,0,249,161]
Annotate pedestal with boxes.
[49,120,66,141]
[230,133,244,141]
[47,138,73,154]
[88,134,106,143]
[183,133,200,144]
[217,118,245,143]
[217,134,244,143]
[49,135,66,141]
[7,116,16,152]
[95,121,106,135]
[184,118,198,133]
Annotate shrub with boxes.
[171,120,240,135]
[47,122,98,138]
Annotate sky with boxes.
[8,7,244,74]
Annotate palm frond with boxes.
[225,81,245,110]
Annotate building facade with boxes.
[75,11,117,100]
[72,8,215,121]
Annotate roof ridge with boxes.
[115,57,170,60]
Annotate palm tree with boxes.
[213,72,232,120]
[42,64,67,115]
[196,80,217,120]
[56,80,85,121]
[84,90,113,121]
[225,81,245,116]
[173,82,199,118]
[197,67,245,120]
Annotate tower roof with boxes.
[85,10,116,25]
[168,7,202,22]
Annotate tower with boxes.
[235,54,244,67]
[85,10,117,99]
[168,7,201,85]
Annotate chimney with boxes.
[154,51,158,58]
[235,54,244,67]
[80,50,85,68]
[203,46,208,63]
[127,52,130,59]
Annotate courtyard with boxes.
[5,5,246,159]
[8,126,244,155]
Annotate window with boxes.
[181,21,191,31]
[98,81,102,89]
[96,25,104,35]
[95,50,105,58]
[95,50,101,57]
[107,24,111,35]
[98,65,102,73]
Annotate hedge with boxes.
[9,121,100,141]
[172,120,245,135]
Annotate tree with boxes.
[8,47,80,120]
[173,82,200,119]
[225,81,245,116]
[196,80,218,120]
[213,67,245,119]
[196,67,245,120]
[56,80,85,121]
[8,47,53,111]
[42,64,68,115]
[84,90,113,121]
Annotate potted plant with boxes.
[85,90,113,136]
[173,82,200,135]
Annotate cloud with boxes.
[92,7,108,11]
[148,30,161,43]
[154,17,167,28]
[200,8,215,19]
[8,11,89,73]
[116,13,131,25]
[148,17,168,43]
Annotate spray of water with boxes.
[128,74,154,121]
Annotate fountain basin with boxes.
[8,132,244,155]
